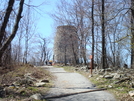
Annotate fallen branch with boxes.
[114,77,131,84]
[44,88,107,99]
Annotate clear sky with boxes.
[31,0,58,38]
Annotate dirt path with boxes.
[43,66,117,101]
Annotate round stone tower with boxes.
[54,25,79,65]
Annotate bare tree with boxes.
[101,0,106,70]
[38,37,48,65]
[0,0,15,46]
[52,0,132,68]
[0,0,25,66]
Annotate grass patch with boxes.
[27,87,39,92]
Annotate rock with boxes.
[99,69,105,72]
[104,75,113,79]
[0,86,5,97]
[96,77,100,80]
[75,68,79,71]
[89,74,93,77]
[24,73,32,77]
[13,81,21,86]
[35,82,46,87]
[130,80,134,88]
[81,66,87,70]
[97,69,105,75]
[41,79,49,83]
[16,87,26,94]
[24,73,37,82]
[3,86,16,95]
[99,75,104,78]
[15,78,34,86]
[30,93,43,100]
[113,73,121,79]
[8,85,15,89]
[105,68,113,72]
[75,65,80,68]
[129,91,134,97]
[108,85,113,88]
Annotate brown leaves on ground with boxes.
[0,64,53,100]
[0,64,52,86]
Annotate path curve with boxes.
[43,66,117,101]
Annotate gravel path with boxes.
[43,66,117,101]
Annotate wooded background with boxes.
[0,0,52,67]
[1,0,134,69]
[52,0,134,69]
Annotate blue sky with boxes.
[31,0,58,38]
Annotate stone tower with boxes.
[54,25,79,65]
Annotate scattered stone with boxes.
[96,77,99,80]
[30,93,43,100]
[17,78,34,86]
[75,68,79,71]
[89,74,93,77]
[41,79,49,83]
[0,86,5,97]
[104,75,113,79]
[97,69,105,75]
[130,81,134,88]
[105,68,113,72]
[129,91,134,97]
[24,73,37,82]
[16,87,26,94]
[108,85,113,88]
[8,85,15,89]
[81,66,87,70]
[99,75,104,78]
[100,69,105,72]
[24,73,32,77]
[113,73,121,79]
[35,82,46,87]
[75,65,80,68]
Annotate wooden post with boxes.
[91,58,93,75]
[89,55,93,77]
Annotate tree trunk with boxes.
[0,0,25,65]
[24,0,30,64]
[101,0,106,70]
[131,0,134,68]
[0,0,15,46]
[91,0,95,70]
